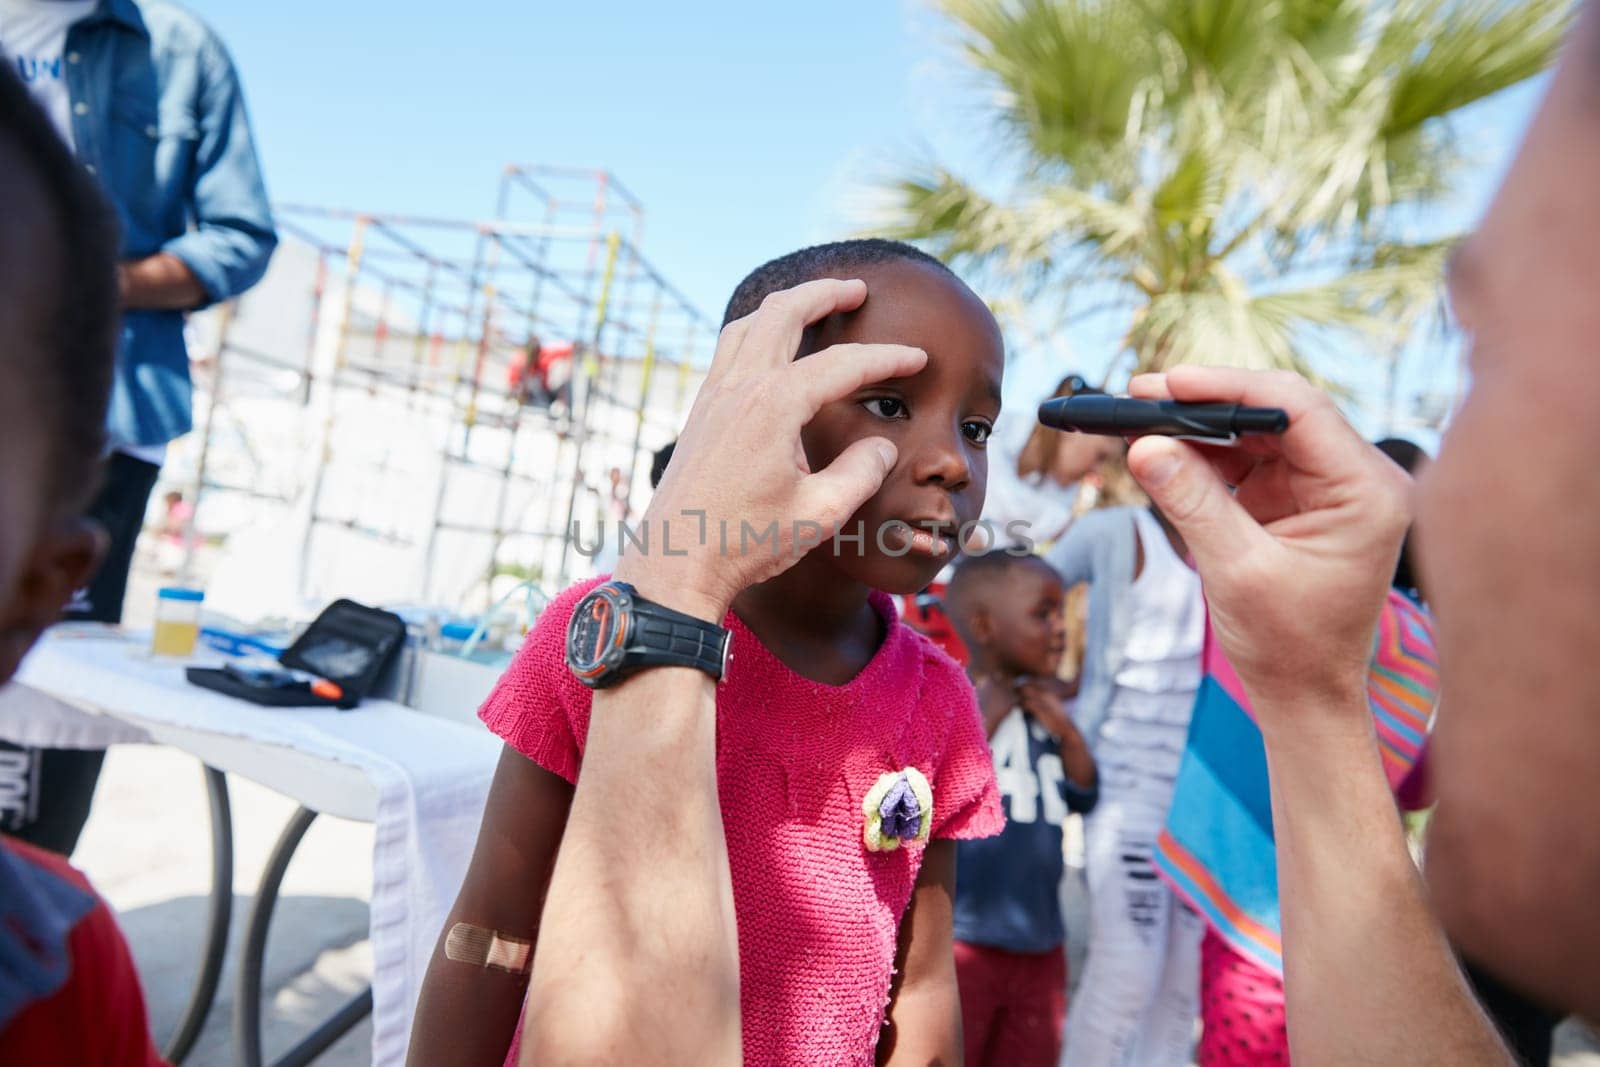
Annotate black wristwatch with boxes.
[565,580,731,689]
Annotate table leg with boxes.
[235,805,374,1067]
[164,764,234,1065]
[265,989,374,1067]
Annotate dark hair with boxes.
[1375,437,1427,475]
[1059,373,1099,397]
[1017,371,1102,480]
[0,65,120,516]
[943,549,1057,639]
[649,440,676,490]
[1375,437,1429,598]
[721,238,958,326]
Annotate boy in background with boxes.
[0,63,165,1065]
[945,551,1099,1067]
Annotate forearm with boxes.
[522,665,739,1065]
[878,974,962,1066]
[120,253,208,310]
[411,748,571,1065]
[1261,699,1509,1066]
[1059,740,1097,790]
[1027,700,1096,787]
[410,924,532,1066]
[878,841,961,1066]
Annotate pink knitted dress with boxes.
[481,577,1004,1067]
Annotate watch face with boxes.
[567,585,629,685]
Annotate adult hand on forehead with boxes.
[615,278,927,621]
[1124,367,1411,719]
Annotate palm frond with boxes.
[876,0,1561,383]
[937,0,1161,169]
[879,168,1149,273]
[1254,241,1451,338]
[1140,0,1272,95]
[1128,287,1324,381]
[1377,0,1572,140]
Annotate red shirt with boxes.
[0,837,166,1066]
[896,582,970,665]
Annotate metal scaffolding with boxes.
[176,168,713,616]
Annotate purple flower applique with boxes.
[863,767,934,852]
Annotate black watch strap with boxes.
[567,580,731,689]
[625,601,730,681]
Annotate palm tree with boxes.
[880,0,1569,384]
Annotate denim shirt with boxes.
[62,0,276,447]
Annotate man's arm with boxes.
[1261,700,1506,1063]
[1124,366,1510,1066]
[521,278,928,1065]
[408,747,572,1066]
[119,252,206,310]
[146,33,276,310]
[522,653,739,1065]
[876,840,961,1067]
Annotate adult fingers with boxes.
[1128,372,1172,400]
[1184,440,1267,488]
[1231,456,1302,526]
[1128,374,1279,457]
[1156,366,1367,476]
[791,342,929,420]
[736,278,869,371]
[798,436,900,533]
[1155,366,1324,414]
[702,312,756,386]
[1133,368,1327,428]
[1126,372,1276,486]
[1128,435,1274,573]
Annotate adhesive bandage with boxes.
[444,923,533,975]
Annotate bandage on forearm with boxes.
[444,922,533,975]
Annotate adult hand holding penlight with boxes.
[1117,365,1409,708]
[1037,394,1289,440]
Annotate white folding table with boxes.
[0,626,503,1066]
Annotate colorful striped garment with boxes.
[1153,591,1438,975]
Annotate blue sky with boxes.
[194,0,1544,438]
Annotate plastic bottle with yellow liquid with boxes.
[152,587,204,657]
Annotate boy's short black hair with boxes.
[0,65,120,516]
[722,238,957,326]
[942,549,1057,640]
[1375,437,1427,475]
[649,440,676,490]
[1375,437,1429,596]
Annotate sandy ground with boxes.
[68,744,1599,1067]
[79,745,376,1066]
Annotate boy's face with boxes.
[0,137,102,683]
[983,563,1067,677]
[799,259,1005,594]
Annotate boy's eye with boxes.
[963,420,993,445]
[862,397,907,420]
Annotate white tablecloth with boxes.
[0,628,503,1066]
